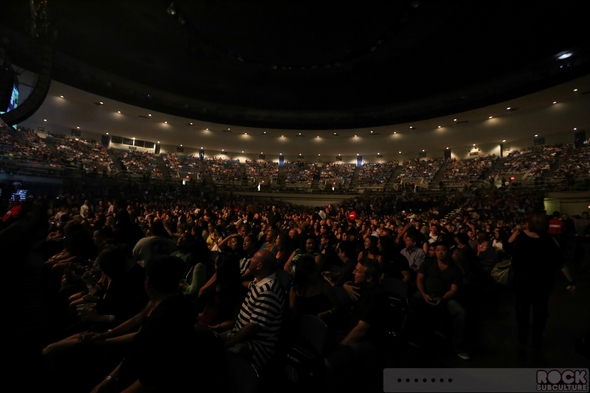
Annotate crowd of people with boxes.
[4,175,588,392]
[111,149,164,178]
[280,161,317,187]
[396,158,445,184]
[320,163,356,186]
[0,126,60,167]
[357,162,398,186]
[490,145,566,179]
[3,125,590,192]
[441,156,497,184]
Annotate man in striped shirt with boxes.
[224,250,285,370]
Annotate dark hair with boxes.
[300,235,317,251]
[455,233,470,246]
[150,221,168,237]
[98,244,128,279]
[359,258,381,283]
[292,255,318,290]
[338,241,356,260]
[526,211,549,234]
[215,252,242,299]
[145,255,185,293]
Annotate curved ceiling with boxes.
[1,0,590,129]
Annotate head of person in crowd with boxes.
[144,255,185,295]
[301,235,318,254]
[353,258,381,287]
[403,229,421,250]
[243,234,257,255]
[98,243,130,280]
[526,210,550,235]
[150,220,168,238]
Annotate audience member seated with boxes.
[409,242,469,360]
[222,250,286,373]
[196,252,246,333]
[290,255,339,323]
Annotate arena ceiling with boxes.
[2,0,590,132]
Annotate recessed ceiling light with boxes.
[44,119,47,122]
[354,135,357,137]
[437,126,441,128]
[573,88,578,92]
[99,101,104,105]
[76,126,80,129]
[553,101,557,104]
[453,118,457,122]
[318,154,320,156]
[242,151,244,153]
[558,52,572,60]
[333,133,337,135]
[370,130,373,133]
[132,137,135,139]
[574,127,577,130]
[148,114,152,117]
[446,147,449,149]
[244,132,247,135]
[228,128,230,130]
[117,110,121,114]
[502,140,506,142]
[356,154,359,156]
[393,132,396,134]
[399,151,401,154]
[489,116,493,119]
[282,135,284,137]
[316,136,319,138]
[60,95,64,98]
[507,107,511,110]
[205,128,209,131]
[409,126,413,129]
[261,152,263,154]
[473,144,476,146]
[535,134,538,137]
[189,123,193,126]
[157,141,160,144]
[422,149,425,152]
[106,132,109,135]
[263,131,267,134]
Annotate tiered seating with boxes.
[321,163,355,186]
[112,149,164,178]
[441,156,497,183]
[161,153,201,177]
[49,134,113,169]
[281,161,317,188]
[0,125,60,167]
[490,145,565,178]
[396,158,444,183]
[245,160,279,183]
[553,144,590,180]
[357,162,398,186]
[206,158,242,183]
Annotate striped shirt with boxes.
[228,273,285,369]
[239,257,251,275]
